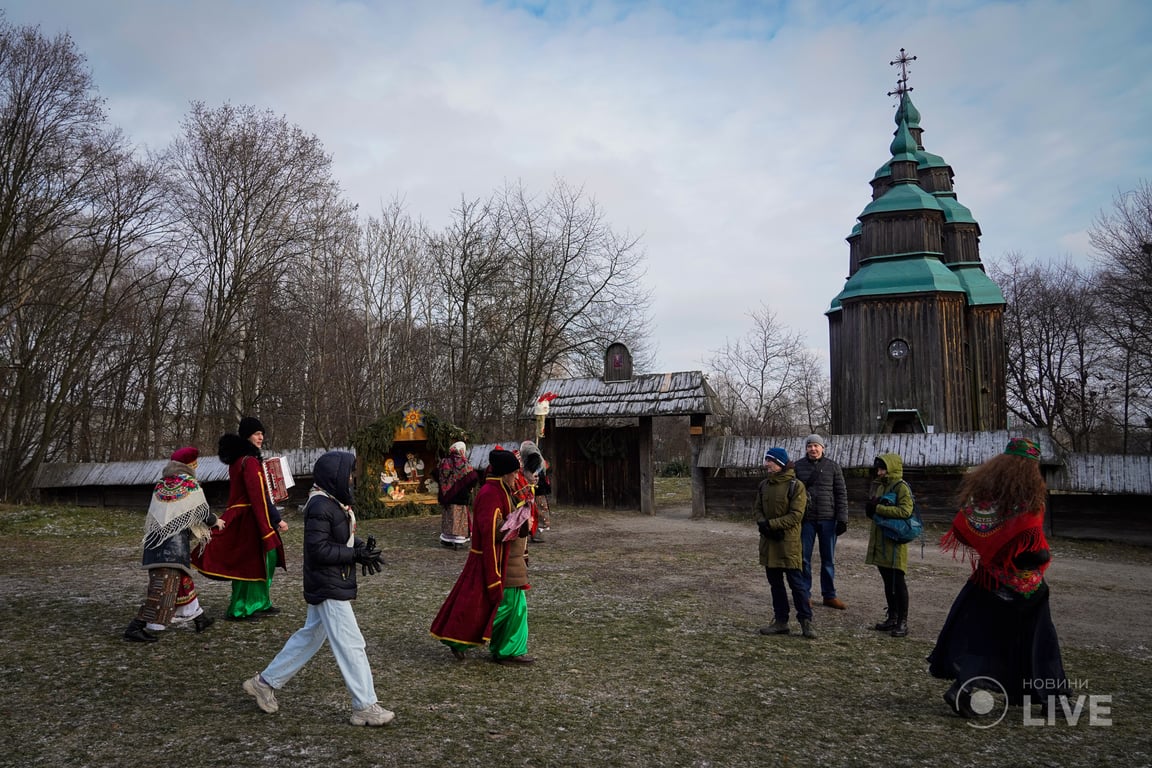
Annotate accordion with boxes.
[264,456,295,503]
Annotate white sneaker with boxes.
[242,674,278,713]
[350,702,395,726]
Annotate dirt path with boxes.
[564,504,1152,660]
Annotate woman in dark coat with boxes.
[928,437,1068,717]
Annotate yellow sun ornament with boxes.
[401,406,424,438]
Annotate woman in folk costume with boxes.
[124,447,223,642]
[435,441,479,549]
[519,440,551,534]
[192,416,287,621]
[929,437,1068,717]
[864,453,914,637]
[430,448,536,665]
[506,445,541,543]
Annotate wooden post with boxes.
[689,414,706,518]
[639,415,654,516]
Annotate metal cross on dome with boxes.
[887,47,918,100]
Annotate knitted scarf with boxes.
[142,461,212,552]
[940,499,1050,596]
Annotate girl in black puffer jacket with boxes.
[241,451,396,727]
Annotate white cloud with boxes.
[5,0,1151,373]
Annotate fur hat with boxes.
[171,446,199,465]
[488,448,520,477]
[805,433,826,448]
[763,447,789,468]
[238,416,266,439]
[450,441,467,456]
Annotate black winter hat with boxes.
[488,448,520,477]
[239,416,266,439]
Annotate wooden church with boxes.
[827,52,1007,435]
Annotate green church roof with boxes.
[832,252,965,305]
[936,193,977,224]
[860,181,943,218]
[949,262,1006,306]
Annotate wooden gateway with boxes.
[523,343,724,516]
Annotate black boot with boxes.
[873,612,898,631]
[193,614,215,633]
[123,618,158,643]
[890,617,909,637]
[944,680,977,718]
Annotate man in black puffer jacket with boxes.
[242,451,395,727]
[793,434,849,610]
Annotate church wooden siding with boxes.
[832,294,971,433]
[966,307,1007,431]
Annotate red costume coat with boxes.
[429,477,512,646]
[193,454,285,581]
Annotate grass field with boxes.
[0,488,1149,768]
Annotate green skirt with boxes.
[227,548,277,619]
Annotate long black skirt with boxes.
[928,579,1068,705]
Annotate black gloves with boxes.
[756,520,786,540]
[835,520,848,536]
[354,535,384,576]
[865,499,878,519]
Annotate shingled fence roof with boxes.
[697,430,1152,495]
[33,447,347,490]
[523,371,724,419]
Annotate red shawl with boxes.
[940,500,1049,596]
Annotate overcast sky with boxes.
[5,0,1151,374]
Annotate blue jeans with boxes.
[765,567,812,622]
[261,599,378,710]
[801,519,839,600]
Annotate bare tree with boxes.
[495,179,653,413]
[169,101,351,442]
[1090,180,1152,453]
[990,253,1112,451]
[0,20,174,499]
[704,304,820,435]
[426,195,506,431]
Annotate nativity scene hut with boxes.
[351,406,469,516]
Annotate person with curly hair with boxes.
[928,437,1068,718]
